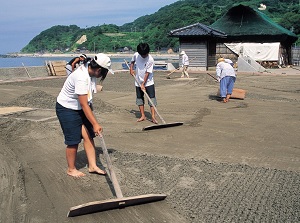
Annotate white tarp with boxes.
[225,42,280,61]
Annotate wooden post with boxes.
[22,63,31,78]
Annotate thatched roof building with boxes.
[210,4,298,46]
[169,4,298,70]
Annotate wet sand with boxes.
[0,67,300,222]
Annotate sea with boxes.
[0,56,131,68]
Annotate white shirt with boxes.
[57,64,97,110]
[181,54,189,66]
[224,59,234,67]
[131,52,154,87]
[216,61,236,80]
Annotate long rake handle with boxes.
[124,59,166,124]
[99,135,123,199]
[206,72,219,82]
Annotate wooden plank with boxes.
[50,60,67,76]
[68,194,167,217]
[22,63,32,78]
[53,66,66,71]
[45,61,52,76]
[48,62,55,76]
[217,88,246,99]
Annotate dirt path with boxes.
[0,69,299,222]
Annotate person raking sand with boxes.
[216,57,236,103]
[130,43,158,124]
[56,53,114,177]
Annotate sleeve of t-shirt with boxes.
[216,63,222,77]
[131,53,137,63]
[145,59,154,73]
[74,75,89,95]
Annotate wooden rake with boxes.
[67,135,166,217]
[124,59,183,131]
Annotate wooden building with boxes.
[169,23,226,71]
[211,5,298,66]
[169,5,298,71]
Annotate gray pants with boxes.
[136,85,157,106]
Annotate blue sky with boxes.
[0,0,178,54]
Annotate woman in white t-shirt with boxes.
[130,43,158,124]
[56,53,113,177]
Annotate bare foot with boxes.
[89,166,106,175]
[151,118,158,124]
[226,95,230,102]
[67,169,86,178]
[137,116,146,122]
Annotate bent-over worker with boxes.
[216,57,236,103]
[66,54,87,76]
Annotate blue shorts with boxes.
[56,102,95,146]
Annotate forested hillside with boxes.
[21,0,300,53]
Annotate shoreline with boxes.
[7,52,179,59]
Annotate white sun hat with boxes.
[180,51,186,55]
[94,53,114,74]
[79,54,87,59]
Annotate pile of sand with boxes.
[0,89,118,113]
[1,90,56,109]
[92,97,118,113]
[186,74,217,86]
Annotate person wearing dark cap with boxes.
[66,54,87,76]
[56,53,114,177]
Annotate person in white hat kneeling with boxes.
[180,51,189,78]
[56,53,114,177]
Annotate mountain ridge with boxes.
[21,0,300,53]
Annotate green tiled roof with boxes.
[210,5,298,44]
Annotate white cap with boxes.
[180,51,185,55]
[79,54,87,59]
[94,53,114,74]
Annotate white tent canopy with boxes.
[225,42,280,61]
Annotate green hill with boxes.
[21,0,300,53]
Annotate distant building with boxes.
[210,4,298,68]
[169,4,298,71]
[169,23,226,71]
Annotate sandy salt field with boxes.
[0,67,300,222]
